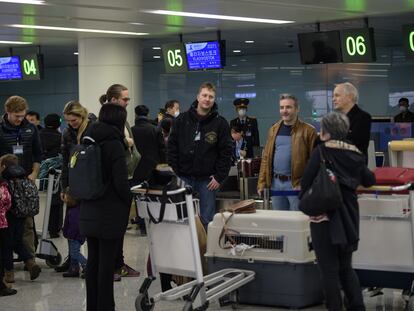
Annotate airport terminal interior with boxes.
[1,0,414,310]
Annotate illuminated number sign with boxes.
[340,28,376,63]
[20,54,43,80]
[402,24,414,59]
[161,43,188,73]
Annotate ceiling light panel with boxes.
[9,24,148,36]
[143,10,294,24]
[0,0,44,4]
[0,40,32,44]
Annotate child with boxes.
[0,154,41,282]
[0,161,16,296]
[62,192,87,277]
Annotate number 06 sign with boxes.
[340,28,376,63]
[162,43,188,73]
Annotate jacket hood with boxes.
[2,165,27,179]
[85,121,125,144]
[189,100,219,122]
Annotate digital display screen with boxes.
[185,41,222,70]
[20,54,43,80]
[340,28,376,63]
[0,56,22,81]
[298,31,342,64]
[402,24,414,60]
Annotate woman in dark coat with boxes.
[79,104,131,311]
[300,111,375,311]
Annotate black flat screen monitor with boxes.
[185,40,224,71]
[298,31,342,64]
[0,56,22,81]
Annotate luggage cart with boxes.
[131,185,255,311]
[354,182,414,308]
[36,168,62,268]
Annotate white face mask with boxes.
[238,109,247,117]
[400,106,408,112]
[174,110,180,117]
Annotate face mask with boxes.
[238,109,247,117]
[400,106,408,112]
[174,110,180,117]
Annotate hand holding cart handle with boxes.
[131,184,192,197]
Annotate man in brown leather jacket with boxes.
[257,94,317,210]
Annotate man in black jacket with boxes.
[168,82,233,226]
[0,95,42,280]
[333,82,371,161]
[394,97,414,122]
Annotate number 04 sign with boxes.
[340,28,376,63]
[161,43,188,73]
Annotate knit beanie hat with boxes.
[44,113,61,129]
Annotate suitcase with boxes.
[374,167,414,185]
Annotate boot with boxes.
[4,270,14,283]
[55,256,71,272]
[25,258,41,280]
[0,288,17,296]
[63,265,80,278]
[2,279,11,289]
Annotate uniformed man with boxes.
[230,98,260,158]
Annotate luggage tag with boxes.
[194,131,201,141]
[12,145,23,155]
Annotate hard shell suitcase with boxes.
[374,167,414,185]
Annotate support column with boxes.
[78,37,142,125]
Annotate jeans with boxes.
[271,177,299,211]
[68,239,87,267]
[311,222,365,311]
[179,176,217,227]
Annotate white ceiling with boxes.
[0,0,414,61]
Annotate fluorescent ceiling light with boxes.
[0,40,32,44]
[233,50,241,53]
[245,40,254,43]
[152,47,161,50]
[144,10,294,24]
[0,0,44,4]
[74,52,79,55]
[130,22,144,26]
[9,24,148,36]
[153,56,161,59]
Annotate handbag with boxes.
[299,146,343,216]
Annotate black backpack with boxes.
[8,178,40,218]
[68,136,107,200]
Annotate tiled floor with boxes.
[1,229,414,311]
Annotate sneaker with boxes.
[119,264,140,277]
[63,266,80,278]
[113,273,121,282]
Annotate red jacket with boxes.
[0,182,12,229]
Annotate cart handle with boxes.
[130,184,192,196]
[358,182,412,193]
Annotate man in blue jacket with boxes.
[168,82,233,227]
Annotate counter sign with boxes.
[161,43,188,73]
[340,28,376,63]
[402,24,414,59]
[20,54,43,80]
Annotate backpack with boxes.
[68,136,106,200]
[8,178,40,218]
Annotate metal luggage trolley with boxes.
[131,185,255,311]
[36,168,62,268]
[354,183,414,308]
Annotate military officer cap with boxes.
[233,98,249,108]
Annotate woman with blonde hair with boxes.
[55,100,92,273]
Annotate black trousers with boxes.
[85,236,121,311]
[48,193,63,234]
[310,222,365,311]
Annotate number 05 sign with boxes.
[402,25,414,60]
[340,28,376,63]
[161,43,188,73]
